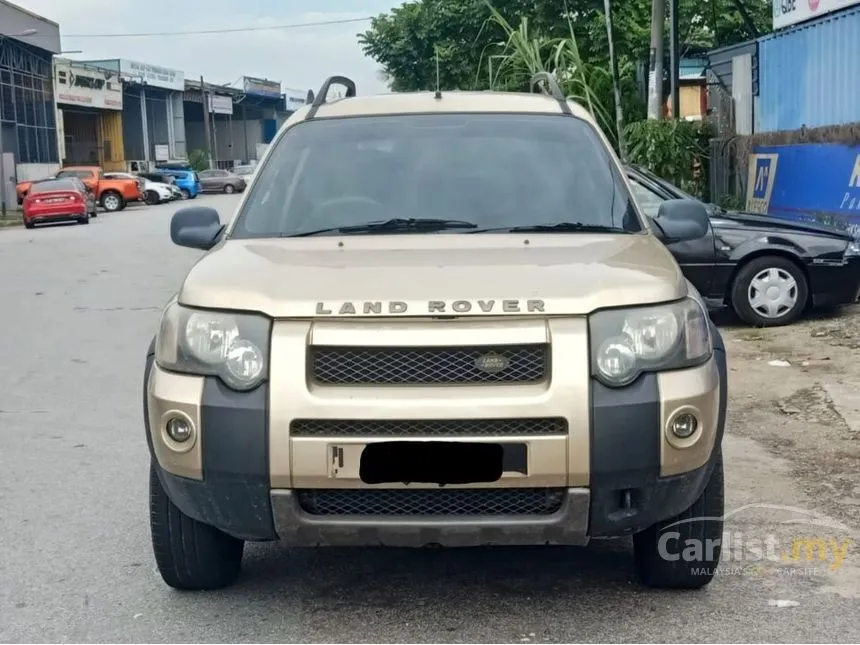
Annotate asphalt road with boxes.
[1,196,859,643]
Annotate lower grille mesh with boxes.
[296,488,566,516]
[290,417,567,437]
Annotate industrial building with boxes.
[81,58,188,171]
[184,76,298,168]
[0,0,61,214]
[53,58,125,170]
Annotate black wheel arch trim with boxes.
[144,336,276,541]
[588,322,727,536]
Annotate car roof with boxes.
[289,90,597,123]
[31,178,78,190]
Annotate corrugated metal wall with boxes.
[122,85,183,162]
[183,99,267,164]
[101,110,125,170]
[706,40,758,96]
[62,110,99,164]
[758,6,860,132]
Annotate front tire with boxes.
[633,451,724,589]
[144,190,160,205]
[224,184,235,194]
[149,461,244,590]
[730,256,808,327]
[77,215,90,225]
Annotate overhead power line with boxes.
[59,16,373,39]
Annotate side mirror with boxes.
[170,207,224,250]
[652,199,710,243]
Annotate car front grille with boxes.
[289,417,567,437]
[296,488,566,516]
[310,344,548,385]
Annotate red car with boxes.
[23,178,93,229]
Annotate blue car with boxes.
[154,165,202,199]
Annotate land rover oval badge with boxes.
[475,352,509,374]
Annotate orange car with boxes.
[16,166,143,212]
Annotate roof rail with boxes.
[305,75,357,120]
[529,72,571,115]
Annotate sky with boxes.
[13,0,398,95]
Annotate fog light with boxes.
[166,417,193,442]
[671,413,698,439]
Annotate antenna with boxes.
[434,46,442,99]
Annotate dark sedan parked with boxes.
[625,164,860,327]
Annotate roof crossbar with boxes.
[529,72,572,115]
[306,75,357,120]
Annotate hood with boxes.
[714,210,854,240]
[177,233,687,318]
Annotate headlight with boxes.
[845,240,860,258]
[155,302,270,391]
[589,298,712,387]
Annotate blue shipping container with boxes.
[747,143,860,238]
[757,6,860,132]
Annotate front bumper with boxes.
[144,321,728,545]
[810,257,860,307]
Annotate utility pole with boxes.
[0,108,7,219]
[200,75,213,169]
[140,80,150,169]
[603,0,626,160]
[669,0,681,120]
[646,0,666,119]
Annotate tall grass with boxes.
[477,1,619,149]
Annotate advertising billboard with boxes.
[746,144,860,237]
[773,0,860,30]
[243,76,282,99]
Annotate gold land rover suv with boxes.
[144,74,729,591]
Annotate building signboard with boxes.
[243,76,282,99]
[284,88,309,111]
[54,60,123,110]
[208,94,234,115]
[118,59,185,91]
[773,0,860,29]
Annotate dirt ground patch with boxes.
[717,303,860,527]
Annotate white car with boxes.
[104,172,175,205]
[232,164,256,180]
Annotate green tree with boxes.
[357,0,772,94]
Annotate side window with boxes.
[627,177,665,219]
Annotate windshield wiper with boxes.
[466,222,630,234]
[285,217,478,237]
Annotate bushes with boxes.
[187,149,210,172]
[624,118,713,200]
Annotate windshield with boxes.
[229,113,641,239]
